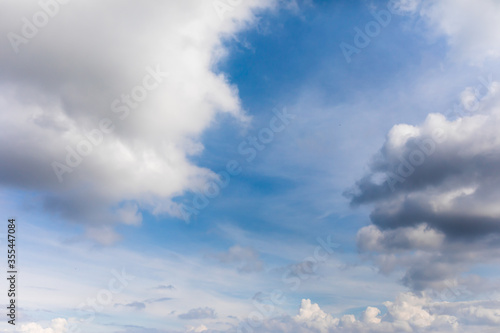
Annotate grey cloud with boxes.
[154,284,175,290]
[346,85,500,290]
[178,307,217,320]
[145,297,172,304]
[346,114,500,239]
[114,301,146,311]
[125,301,146,310]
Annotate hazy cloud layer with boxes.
[214,245,264,273]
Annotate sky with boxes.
[1,0,500,332]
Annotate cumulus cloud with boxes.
[17,318,68,333]
[292,294,459,332]
[233,294,499,333]
[345,0,500,293]
[186,325,208,333]
[345,80,500,290]
[295,299,340,331]
[0,0,278,242]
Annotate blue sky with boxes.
[2,0,500,332]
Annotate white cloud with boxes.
[294,299,339,332]
[413,0,500,64]
[258,293,464,333]
[186,325,208,333]
[178,307,217,320]
[361,307,382,324]
[0,0,278,242]
[17,318,68,333]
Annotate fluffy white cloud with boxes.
[361,307,382,324]
[295,293,458,332]
[186,324,208,332]
[234,293,486,333]
[294,299,340,332]
[17,318,67,333]
[0,0,279,242]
